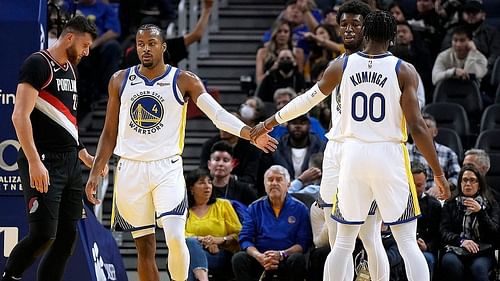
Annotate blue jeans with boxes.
[423,251,436,278]
[186,237,232,281]
[440,252,494,281]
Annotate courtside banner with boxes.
[0,0,47,196]
[78,205,128,281]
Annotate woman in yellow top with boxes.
[185,168,242,281]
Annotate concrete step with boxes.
[197,60,254,80]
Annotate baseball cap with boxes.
[463,0,483,13]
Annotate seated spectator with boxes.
[232,165,312,281]
[303,23,343,81]
[273,114,325,179]
[239,96,267,128]
[255,19,305,84]
[407,0,446,59]
[440,0,500,89]
[407,113,460,193]
[412,162,442,278]
[288,153,323,196]
[389,1,408,23]
[439,164,500,281]
[185,169,242,281]
[390,21,433,101]
[256,49,306,103]
[463,148,499,201]
[199,112,261,185]
[262,0,323,57]
[122,0,214,68]
[207,141,258,206]
[269,88,327,141]
[432,25,488,85]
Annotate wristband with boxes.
[262,121,273,132]
[434,174,445,179]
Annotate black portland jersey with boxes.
[18,50,79,152]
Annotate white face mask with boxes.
[240,104,255,120]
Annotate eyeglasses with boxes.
[462,177,478,184]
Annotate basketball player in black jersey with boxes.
[2,16,102,281]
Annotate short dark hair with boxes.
[61,15,97,40]
[337,0,372,25]
[363,10,397,44]
[411,161,427,176]
[185,168,216,207]
[452,25,472,40]
[210,140,234,158]
[137,23,165,42]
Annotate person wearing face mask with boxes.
[256,49,306,103]
[239,96,266,127]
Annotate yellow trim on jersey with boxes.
[110,163,120,229]
[400,115,408,142]
[401,143,421,216]
[178,102,188,153]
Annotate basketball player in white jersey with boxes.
[251,10,450,281]
[85,24,277,281]
[320,2,390,281]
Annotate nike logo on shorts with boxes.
[171,158,180,164]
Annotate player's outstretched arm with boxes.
[400,62,451,200]
[250,58,343,141]
[85,70,124,204]
[179,70,278,153]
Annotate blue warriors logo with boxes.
[129,95,164,134]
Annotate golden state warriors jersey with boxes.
[335,52,407,143]
[114,65,187,161]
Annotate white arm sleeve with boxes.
[196,92,246,137]
[275,83,328,124]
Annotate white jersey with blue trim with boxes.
[325,53,346,141]
[114,65,187,161]
[334,52,407,143]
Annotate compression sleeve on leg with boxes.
[275,83,328,124]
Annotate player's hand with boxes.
[100,164,109,177]
[250,122,272,141]
[29,159,50,193]
[251,133,278,153]
[85,173,101,205]
[434,175,451,200]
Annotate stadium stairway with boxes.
[78,0,283,278]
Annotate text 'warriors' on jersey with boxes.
[114,65,187,161]
[336,52,407,143]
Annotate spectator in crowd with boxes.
[440,0,500,80]
[412,162,442,278]
[389,1,408,23]
[439,164,500,281]
[288,153,323,196]
[463,148,499,201]
[321,7,341,37]
[407,113,461,193]
[273,114,325,180]
[303,24,344,81]
[65,0,122,116]
[232,165,312,281]
[390,21,433,101]
[185,169,242,281]
[256,49,306,103]
[407,0,446,59]
[122,0,214,68]
[207,141,258,206]
[255,19,305,84]
[199,112,261,185]
[239,96,267,128]
[432,25,488,85]
[262,0,323,57]
[269,88,327,142]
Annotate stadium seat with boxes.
[433,78,483,130]
[491,57,500,87]
[475,129,500,190]
[436,127,464,162]
[480,104,500,132]
[423,102,470,141]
